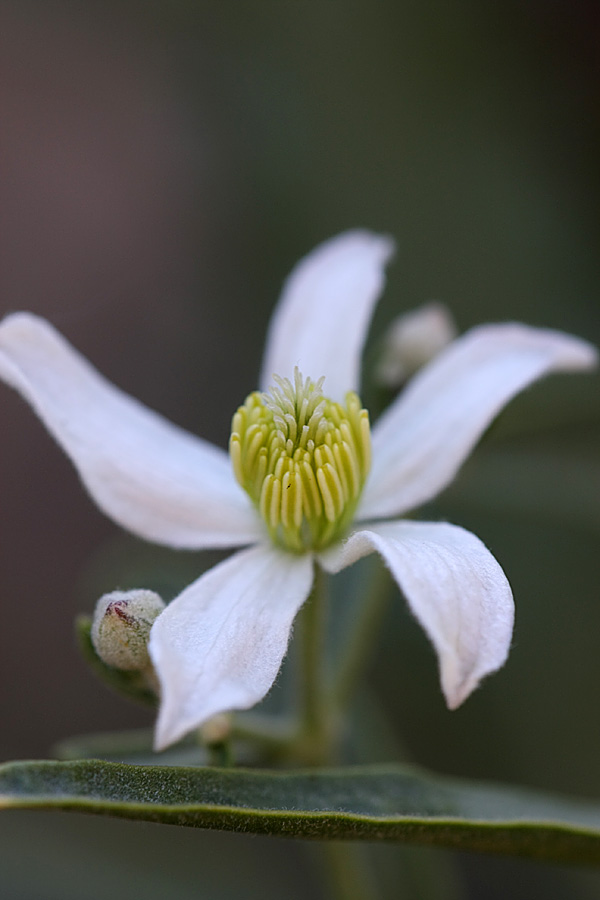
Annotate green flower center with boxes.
[230,369,371,552]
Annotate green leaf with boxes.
[75,616,158,708]
[1,760,600,864]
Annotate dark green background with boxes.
[1,2,599,897]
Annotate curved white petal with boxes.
[319,520,514,709]
[260,231,395,402]
[0,313,261,548]
[150,544,314,750]
[361,323,598,520]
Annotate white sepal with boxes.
[150,544,314,750]
[319,519,514,709]
[260,231,394,403]
[0,313,261,549]
[361,323,598,520]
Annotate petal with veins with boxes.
[0,313,261,549]
[150,544,314,750]
[361,323,598,520]
[260,230,395,402]
[320,520,514,709]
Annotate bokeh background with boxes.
[1,2,599,898]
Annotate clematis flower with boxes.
[0,231,596,751]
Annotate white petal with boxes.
[260,231,395,402]
[361,323,598,519]
[0,313,261,548]
[320,520,514,709]
[150,544,314,750]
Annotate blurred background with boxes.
[0,1,599,897]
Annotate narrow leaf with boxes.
[1,760,600,864]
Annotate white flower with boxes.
[0,231,596,751]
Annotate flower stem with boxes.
[317,843,380,900]
[206,740,234,767]
[233,561,392,766]
[333,560,391,712]
[296,565,336,764]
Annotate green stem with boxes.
[318,843,380,900]
[227,561,392,766]
[206,740,234,767]
[296,565,335,764]
[333,561,391,711]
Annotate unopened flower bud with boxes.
[376,301,457,387]
[200,712,233,745]
[91,589,165,671]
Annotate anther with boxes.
[229,368,371,552]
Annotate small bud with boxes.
[376,301,457,388]
[91,589,165,671]
[200,712,233,745]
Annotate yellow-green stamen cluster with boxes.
[230,368,371,552]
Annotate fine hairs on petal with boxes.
[150,545,314,750]
[259,230,395,402]
[319,520,514,709]
[0,313,262,549]
[361,322,598,521]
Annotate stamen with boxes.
[229,367,371,553]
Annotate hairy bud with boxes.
[376,301,457,387]
[91,589,165,671]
